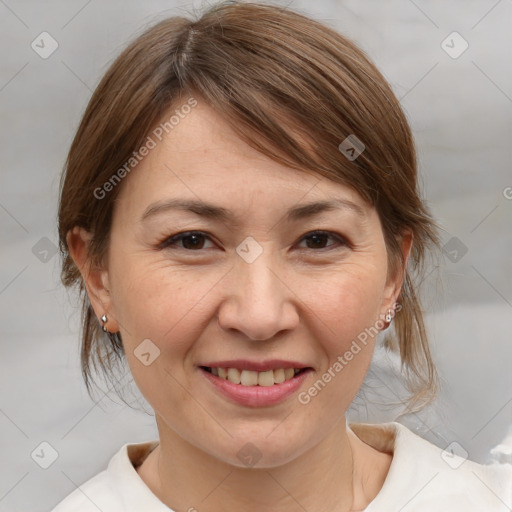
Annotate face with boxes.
[78,98,407,468]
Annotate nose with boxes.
[217,250,299,341]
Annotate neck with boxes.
[136,415,389,512]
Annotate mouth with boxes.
[198,364,313,407]
[199,366,311,386]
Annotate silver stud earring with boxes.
[101,314,109,332]
[385,309,393,323]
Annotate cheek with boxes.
[110,255,228,364]
[112,249,388,354]
[112,257,189,328]
[299,262,387,392]
[112,263,210,413]
[296,278,383,416]
[305,260,388,339]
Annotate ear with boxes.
[381,229,413,314]
[66,226,119,333]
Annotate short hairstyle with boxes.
[58,1,440,410]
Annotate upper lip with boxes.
[199,359,312,372]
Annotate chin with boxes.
[215,433,311,469]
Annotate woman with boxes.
[53,1,511,510]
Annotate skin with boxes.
[68,97,412,512]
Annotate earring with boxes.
[385,309,394,323]
[100,314,109,333]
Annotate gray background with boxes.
[1,0,511,510]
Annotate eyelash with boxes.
[158,230,349,252]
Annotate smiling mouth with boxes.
[200,366,311,386]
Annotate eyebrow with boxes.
[140,197,366,224]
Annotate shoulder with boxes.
[350,421,512,511]
[50,440,165,512]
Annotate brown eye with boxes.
[160,231,214,250]
[297,231,347,250]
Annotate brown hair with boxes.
[58,1,440,410]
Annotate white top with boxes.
[51,422,511,511]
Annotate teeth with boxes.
[285,368,295,380]
[273,368,285,384]
[227,367,241,384]
[257,370,274,387]
[208,367,305,386]
[240,370,258,386]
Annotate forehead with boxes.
[114,99,370,219]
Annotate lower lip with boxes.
[199,367,312,407]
